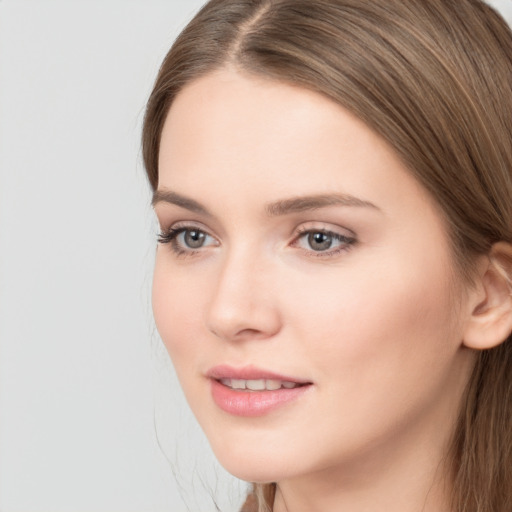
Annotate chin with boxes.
[206,434,298,484]
[218,459,286,484]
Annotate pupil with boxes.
[185,230,205,248]
[309,232,332,251]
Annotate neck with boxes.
[273,453,451,512]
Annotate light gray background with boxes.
[0,1,246,511]
[0,1,510,511]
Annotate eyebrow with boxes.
[265,194,379,216]
[152,189,379,216]
[152,190,211,216]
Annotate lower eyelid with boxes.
[298,241,355,259]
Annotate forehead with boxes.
[159,69,412,201]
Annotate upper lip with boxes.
[206,364,311,384]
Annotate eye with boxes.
[307,232,335,251]
[292,227,355,256]
[158,226,218,255]
[180,229,208,249]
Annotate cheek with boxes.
[284,254,460,388]
[276,259,465,459]
[152,262,215,422]
[152,258,207,365]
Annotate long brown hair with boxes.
[143,1,512,510]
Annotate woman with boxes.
[142,1,512,511]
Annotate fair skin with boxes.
[152,68,490,512]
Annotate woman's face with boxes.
[152,69,476,484]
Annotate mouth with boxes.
[207,365,312,417]
[218,378,305,391]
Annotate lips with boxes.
[207,365,312,417]
[207,364,311,383]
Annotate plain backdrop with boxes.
[0,1,510,511]
[0,1,247,511]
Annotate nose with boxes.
[205,250,282,343]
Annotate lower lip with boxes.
[210,379,311,417]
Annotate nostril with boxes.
[213,327,272,342]
[236,328,266,338]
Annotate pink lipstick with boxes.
[207,365,312,417]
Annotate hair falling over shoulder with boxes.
[142,1,512,510]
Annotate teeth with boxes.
[231,379,246,389]
[246,379,266,390]
[219,378,300,391]
[265,379,282,391]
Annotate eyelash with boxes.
[157,225,356,258]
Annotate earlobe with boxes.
[463,242,512,350]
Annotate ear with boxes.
[463,242,512,350]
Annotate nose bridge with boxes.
[205,243,281,341]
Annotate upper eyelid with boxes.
[293,222,356,238]
[154,206,228,233]
[161,219,214,234]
